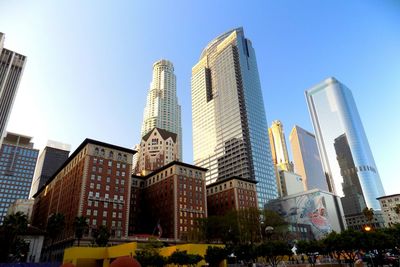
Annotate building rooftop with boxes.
[142,127,177,143]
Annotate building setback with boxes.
[191,27,277,208]
[0,33,27,146]
[32,139,135,250]
[0,132,38,223]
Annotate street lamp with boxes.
[265,226,274,240]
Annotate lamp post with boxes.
[265,226,274,241]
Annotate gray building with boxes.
[29,141,70,198]
[0,132,38,223]
[0,33,27,146]
[305,77,385,215]
[289,125,329,192]
[191,27,278,208]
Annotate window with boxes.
[86,209,91,216]
[93,210,98,216]
[103,211,107,217]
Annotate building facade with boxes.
[268,120,293,172]
[377,194,400,227]
[191,27,277,208]
[29,140,70,198]
[140,59,182,159]
[7,198,35,220]
[289,125,329,192]
[206,177,257,217]
[277,170,305,197]
[306,77,385,213]
[0,33,27,146]
[32,139,135,248]
[131,161,207,240]
[134,127,178,175]
[0,132,38,223]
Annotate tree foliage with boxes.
[168,250,203,267]
[73,216,89,246]
[256,241,292,267]
[205,246,229,267]
[0,212,29,262]
[91,225,110,247]
[46,213,65,243]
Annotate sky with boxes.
[1,0,399,195]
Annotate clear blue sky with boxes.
[1,0,399,194]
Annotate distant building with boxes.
[269,120,293,172]
[206,177,258,216]
[134,127,178,175]
[0,132,38,223]
[267,189,346,240]
[277,170,305,197]
[31,138,135,259]
[0,33,27,146]
[7,198,34,220]
[344,211,385,231]
[289,125,329,191]
[29,140,70,198]
[131,161,207,240]
[377,194,400,227]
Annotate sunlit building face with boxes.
[306,77,385,212]
[191,28,278,208]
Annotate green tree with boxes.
[0,212,28,262]
[46,213,65,245]
[297,240,323,267]
[237,207,261,244]
[73,216,89,246]
[256,241,292,267]
[363,207,374,224]
[205,246,228,267]
[92,225,110,247]
[262,209,289,241]
[135,250,166,267]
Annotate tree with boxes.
[135,238,166,267]
[92,225,110,247]
[262,209,289,241]
[205,246,228,267]
[0,212,28,262]
[363,207,374,224]
[297,240,323,267]
[168,250,203,267]
[46,213,65,245]
[256,241,292,267]
[73,216,89,246]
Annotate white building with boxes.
[377,194,400,227]
[278,170,305,197]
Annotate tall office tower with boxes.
[0,33,27,146]
[191,27,278,208]
[0,132,38,223]
[268,120,293,172]
[140,59,182,160]
[306,77,385,212]
[29,140,70,198]
[289,125,329,192]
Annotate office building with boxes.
[140,59,182,159]
[29,140,70,198]
[277,171,305,197]
[377,194,400,227]
[289,125,329,191]
[134,127,178,175]
[306,77,385,214]
[7,198,35,220]
[191,27,277,208]
[32,139,135,254]
[268,120,293,172]
[0,33,27,146]
[206,177,258,216]
[0,132,38,223]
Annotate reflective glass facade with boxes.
[192,28,278,208]
[306,77,385,212]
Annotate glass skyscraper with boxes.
[306,77,385,212]
[140,59,182,159]
[191,27,278,208]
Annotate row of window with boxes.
[94,147,128,162]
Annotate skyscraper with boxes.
[306,77,385,212]
[0,33,27,146]
[268,120,293,172]
[140,59,182,159]
[191,27,278,208]
[289,125,329,192]
[29,140,70,198]
[0,132,38,223]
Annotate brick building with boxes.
[32,139,135,249]
[130,161,207,240]
[206,177,258,216]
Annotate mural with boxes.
[268,191,332,239]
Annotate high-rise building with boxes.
[29,140,70,198]
[191,27,278,208]
[0,33,27,146]
[306,77,385,213]
[268,120,293,172]
[289,125,329,192]
[140,59,182,159]
[134,127,179,175]
[0,132,38,223]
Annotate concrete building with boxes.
[306,77,385,214]
[289,125,329,192]
[344,211,385,231]
[134,127,178,175]
[140,59,182,160]
[131,161,207,240]
[377,194,400,227]
[29,140,70,198]
[206,177,258,216]
[7,198,34,220]
[31,138,135,258]
[191,27,277,208]
[0,132,38,223]
[269,120,293,172]
[277,171,305,197]
[0,33,27,146]
[267,189,346,240]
